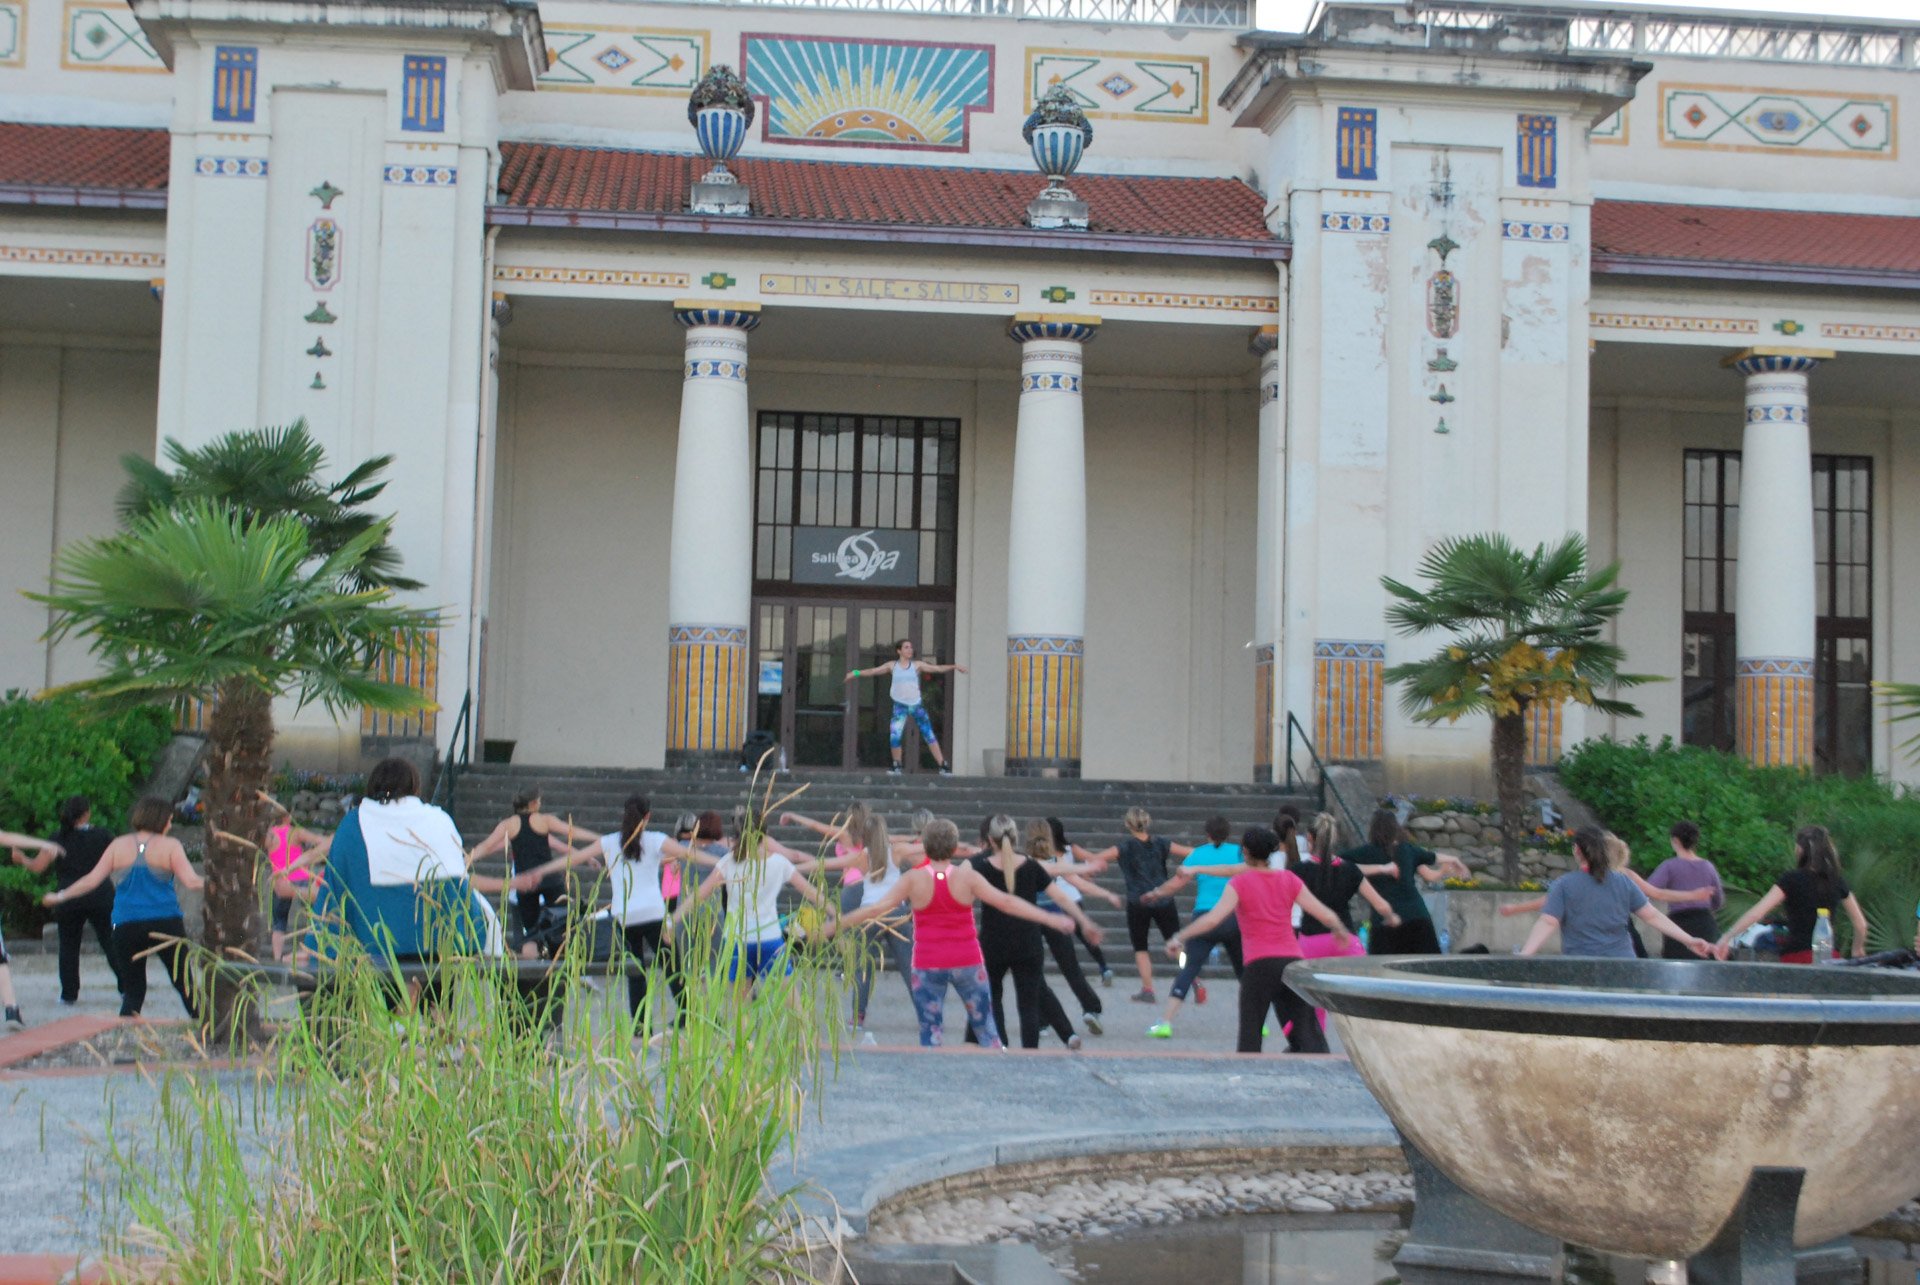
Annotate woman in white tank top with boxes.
[844,638,967,775]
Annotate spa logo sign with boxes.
[791,526,920,587]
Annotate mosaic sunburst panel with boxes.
[743,34,994,151]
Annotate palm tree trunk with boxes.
[201,679,274,1044]
[1491,709,1528,886]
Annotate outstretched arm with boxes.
[1417,853,1473,882]
[45,845,113,904]
[1357,878,1400,926]
[954,867,1073,933]
[168,841,206,891]
[1294,886,1354,948]
[782,812,852,843]
[1712,886,1786,960]
[12,845,56,874]
[1167,888,1239,956]
[1518,913,1561,957]
[916,661,968,675]
[1843,893,1869,959]
[838,871,918,932]
[466,819,512,866]
[1046,882,1104,945]
[1498,895,1549,918]
[1635,901,1712,956]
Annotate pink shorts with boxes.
[1297,930,1363,1027]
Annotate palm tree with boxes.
[32,501,441,1037]
[1382,533,1655,883]
[117,421,421,592]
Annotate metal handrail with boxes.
[1284,712,1365,844]
[428,690,473,819]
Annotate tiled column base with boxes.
[666,624,748,766]
[1313,640,1384,761]
[1736,658,1813,767]
[1006,635,1082,778]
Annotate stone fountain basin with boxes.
[1288,955,1920,1259]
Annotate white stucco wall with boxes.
[0,339,159,690]
[484,347,1256,780]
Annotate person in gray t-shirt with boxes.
[1521,827,1713,960]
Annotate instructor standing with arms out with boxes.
[847,639,965,775]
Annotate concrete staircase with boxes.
[449,763,1320,982]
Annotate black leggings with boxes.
[515,878,568,939]
[112,916,197,1020]
[1369,917,1441,956]
[1042,924,1101,1016]
[1237,955,1326,1054]
[964,949,1074,1049]
[621,920,689,1021]
[56,892,122,1004]
[1665,907,1719,959]
[1127,900,1181,954]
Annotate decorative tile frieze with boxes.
[1502,220,1570,242]
[63,1,163,71]
[539,27,707,96]
[1020,372,1081,394]
[743,34,994,152]
[383,164,457,186]
[1661,83,1895,158]
[1026,48,1207,124]
[1087,289,1276,313]
[194,156,267,178]
[1591,313,1758,335]
[0,245,164,269]
[1823,322,1920,343]
[1321,212,1389,234]
[495,266,690,289]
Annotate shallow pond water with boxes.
[1038,1217,1920,1285]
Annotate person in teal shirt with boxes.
[1138,816,1245,1038]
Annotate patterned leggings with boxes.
[907,965,1002,1048]
[889,701,939,750]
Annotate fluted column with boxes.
[1251,323,1282,783]
[665,300,760,765]
[1728,347,1829,768]
[1005,313,1098,778]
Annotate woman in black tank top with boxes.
[466,786,598,957]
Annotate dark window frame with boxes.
[752,411,960,599]
[1679,448,1874,774]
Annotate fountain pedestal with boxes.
[1398,1140,1562,1285]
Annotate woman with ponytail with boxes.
[1167,826,1350,1054]
[1714,824,1868,963]
[1521,826,1711,959]
[585,794,713,1022]
[961,814,1102,1049]
[1295,812,1398,966]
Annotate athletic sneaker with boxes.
[1082,1012,1103,1036]
[939,766,954,775]
[1194,982,1208,1006]
[1263,1025,1271,1038]
[4,1007,23,1031]
[1147,1022,1173,1038]
[1067,1034,1083,1051]
[887,767,903,776]
[1130,988,1156,1004]
[1100,968,1114,987]
[858,1030,878,1048]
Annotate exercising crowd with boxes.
[0,771,1886,1048]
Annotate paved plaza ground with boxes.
[0,952,1388,1257]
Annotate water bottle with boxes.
[1812,908,1835,964]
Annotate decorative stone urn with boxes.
[687,64,754,216]
[1290,954,1920,1276]
[1022,84,1093,230]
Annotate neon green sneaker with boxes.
[1147,1022,1173,1039]
[1262,1025,1272,1038]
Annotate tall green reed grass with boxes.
[98,773,850,1283]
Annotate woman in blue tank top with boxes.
[46,795,204,1019]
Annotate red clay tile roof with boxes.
[494,141,1277,243]
[0,121,169,191]
[1593,199,1920,284]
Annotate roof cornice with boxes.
[484,205,1291,262]
[128,0,546,89]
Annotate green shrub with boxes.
[1562,737,1920,941]
[0,692,173,936]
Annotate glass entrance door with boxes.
[754,600,953,770]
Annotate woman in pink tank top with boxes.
[837,817,1071,1047]
[1169,825,1350,1055]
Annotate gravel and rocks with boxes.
[1406,809,1571,884]
[867,1167,1413,1245]
[6,1021,218,1071]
